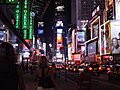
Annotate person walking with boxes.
[0,42,25,90]
[37,56,56,90]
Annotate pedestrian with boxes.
[37,56,56,90]
[52,62,57,79]
[0,42,25,90]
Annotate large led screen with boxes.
[88,41,96,55]
[77,31,85,45]
[57,28,63,34]
[38,29,44,35]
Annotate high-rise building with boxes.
[71,0,105,28]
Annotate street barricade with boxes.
[77,72,91,90]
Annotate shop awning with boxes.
[0,9,30,49]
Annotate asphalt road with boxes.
[59,69,120,90]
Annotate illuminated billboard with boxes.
[76,31,85,45]
[111,20,120,54]
[38,29,44,35]
[91,16,100,38]
[0,31,5,42]
[88,41,97,55]
[38,22,44,35]
[57,34,63,42]
[57,28,63,34]
[72,54,81,61]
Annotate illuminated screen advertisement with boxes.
[72,54,81,61]
[88,41,96,55]
[91,16,100,38]
[0,31,5,42]
[111,20,120,54]
[72,30,75,53]
[57,34,62,42]
[76,31,85,45]
[101,28,104,55]
[38,22,44,35]
[68,44,72,60]
[105,22,111,54]
[57,29,63,34]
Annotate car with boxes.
[54,62,63,69]
[107,63,120,80]
[87,62,102,76]
[100,63,113,74]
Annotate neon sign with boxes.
[15,2,20,29]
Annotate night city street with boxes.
[0,0,120,90]
[23,69,120,90]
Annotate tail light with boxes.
[49,66,52,68]
[66,67,68,70]
[89,67,92,71]
[73,68,76,71]
[78,68,84,72]
[99,66,102,70]
[107,67,111,71]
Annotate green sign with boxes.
[22,0,29,39]
[29,11,33,39]
[23,29,27,39]
[15,2,20,29]
[6,0,18,3]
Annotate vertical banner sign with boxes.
[29,11,33,39]
[22,0,28,39]
[15,2,20,29]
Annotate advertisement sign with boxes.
[111,20,120,54]
[57,34,62,42]
[38,22,44,35]
[91,16,100,39]
[100,28,105,55]
[68,44,72,60]
[105,22,111,54]
[88,41,97,55]
[72,54,81,61]
[93,24,99,38]
[72,30,75,53]
[57,28,63,34]
[0,31,5,42]
[76,31,85,45]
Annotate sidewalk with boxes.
[24,73,77,90]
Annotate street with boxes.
[59,69,120,90]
